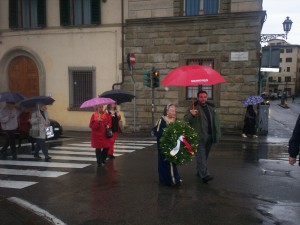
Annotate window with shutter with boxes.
[60,0,101,27]
[204,0,219,15]
[185,0,219,16]
[9,0,46,29]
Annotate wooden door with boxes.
[8,56,39,97]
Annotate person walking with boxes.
[30,104,52,162]
[0,102,19,159]
[184,90,221,183]
[242,105,258,138]
[18,107,35,150]
[89,104,111,166]
[106,103,121,160]
[152,103,182,187]
[288,115,300,166]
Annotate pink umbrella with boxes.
[162,65,226,86]
[80,97,116,108]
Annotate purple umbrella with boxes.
[80,97,116,108]
[0,91,25,103]
[242,96,264,106]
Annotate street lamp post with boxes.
[260,16,293,42]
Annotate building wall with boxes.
[123,8,265,131]
[0,0,126,131]
[264,41,300,96]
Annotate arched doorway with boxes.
[8,56,39,97]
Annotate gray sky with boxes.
[262,0,300,45]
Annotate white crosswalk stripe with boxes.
[0,138,155,189]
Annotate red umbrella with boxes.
[162,65,226,86]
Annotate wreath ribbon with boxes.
[170,135,194,156]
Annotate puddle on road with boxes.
[256,201,300,225]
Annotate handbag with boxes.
[45,126,54,139]
[29,128,39,138]
[106,127,113,138]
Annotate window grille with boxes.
[186,58,214,100]
[286,58,292,63]
[69,67,95,110]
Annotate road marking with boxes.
[0,168,68,177]
[50,147,134,153]
[8,197,66,225]
[48,150,124,156]
[18,154,102,162]
[59,145,144,150]
[83,140,157,144]
[0,160,90,168]
[0,180,37,189]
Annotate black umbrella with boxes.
[0,91,25,103]
[99,89,135,104]
[18,96,55,108]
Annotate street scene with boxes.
[0,98,299,225]
[1,1,300,225]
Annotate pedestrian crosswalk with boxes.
[0,139,156,189]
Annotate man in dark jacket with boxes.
[288,115,300,166]
[184,90,221,183]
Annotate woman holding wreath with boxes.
[152,104,182,187]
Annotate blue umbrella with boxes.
[18,96,55,108]
[242,96,264,106]
[0,91,25,103]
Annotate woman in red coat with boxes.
[89,104,112,166]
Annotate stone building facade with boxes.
[121,0,265,132]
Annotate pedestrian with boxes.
[184,90,221,183]
[292,95,295,103]
[288,115,300,166]
[30,104,52,162]
[89,104,111,166]
[152,103,182,187]
[106,103,121,160]
[242,105,258,138]
[18,107,35,151]
[0,102,19,159]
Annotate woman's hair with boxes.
[163,103,175,116]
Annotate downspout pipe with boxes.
[112,0,124,90]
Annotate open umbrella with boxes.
[18,96,55,108]
[0,91,25,103]
[80,97,116,108]
[99,89,135,104]
[242,96,264,106]
[162,65,226,86]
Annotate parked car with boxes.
[0,118,63,140]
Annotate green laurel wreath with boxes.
[160,121,198,165]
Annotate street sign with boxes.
[129,53,136,65]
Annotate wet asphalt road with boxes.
[1,98,300,225]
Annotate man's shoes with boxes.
[107,154,115,159]
[202,175,214,183]
[0,151,7,160]
[45,156,52,162]
[34,154,41,159]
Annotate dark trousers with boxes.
[1,130,17,156]
[95,148,109,164]
[34,138,49,158]
[196,135,213,178]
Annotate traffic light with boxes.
[152,69,160,88]
[143,71,151,87]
